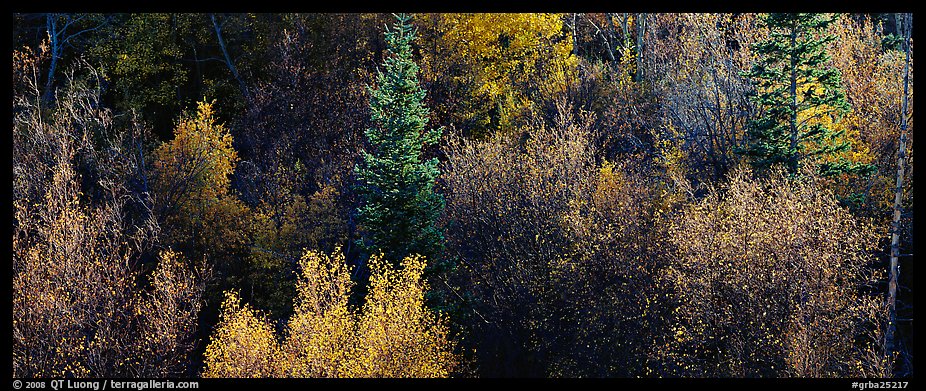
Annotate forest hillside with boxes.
[12,12,914,379]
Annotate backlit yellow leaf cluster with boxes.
[203,249,458,378]
[419,13,578,137]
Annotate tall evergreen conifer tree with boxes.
[741,13,875,178]
[356,13,444,266]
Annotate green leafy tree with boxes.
[741,13,875,178]
[355,13,444,266]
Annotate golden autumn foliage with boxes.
[434,14,576,98]
[418,13,578,138]
[203,249,458,378]
[796,100,877,206]
[151,100,251,295]
[200,291,282,378]
[281,249,356,377]
[350,255,457,377]
[798,101,874,169]
[153,101,237,204]
[654,166,890,377]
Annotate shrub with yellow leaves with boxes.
[202,249,458,378]
[201,291,282,378]
[351,254,457,377]
[280,249,355,377]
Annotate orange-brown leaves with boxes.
[154,101,237,202]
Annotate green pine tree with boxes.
[356,13,444,267]
[740,13,875,178]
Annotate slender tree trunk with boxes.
[210,13,252,106]
[571,13,578,57]
[893,13,902,37]
[635,13,646,83]
[599,13,617,65]
[885,11,910,369]
[42,14,60,103]
[788,21,799,173]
